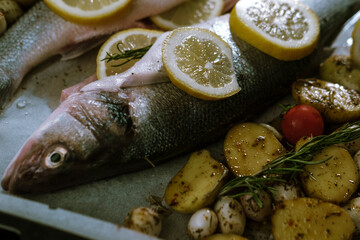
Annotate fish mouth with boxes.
[1,139,43,193]
[1,157,42,194]
[1,158,22,193]
[1,168,12,191]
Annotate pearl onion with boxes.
[188,208,218,239]
[214,196,246,235]
[124,207,162,237]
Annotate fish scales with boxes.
[2,0,360,193]
[0,0,190,110]
[0,2,71,106]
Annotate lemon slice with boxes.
[44,0,132,25]
[96,28,163,79]
[150,0,224,30]
[162,27,240,100]
[351,19,360,67]
[229,0,320,61]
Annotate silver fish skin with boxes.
[0,0,189,110]
[2,0,359,193]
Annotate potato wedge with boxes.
[300,146,358,203]
[294,136,312,152]
[203,234,248,240]
[272,198,355,240]
[320,55,360,91]
[224,123,285,177]
[292,78,360,123]
[334,124,360,155]
[0,10,6,36]
[165,150,228,213]
[0,0,23,25]
[337,137,360,156]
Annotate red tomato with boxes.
[281,104,324,145]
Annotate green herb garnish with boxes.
[220,121,360,207]
[101,43,152,67]
[278,103,296,119]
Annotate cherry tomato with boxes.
[281,104,324,145]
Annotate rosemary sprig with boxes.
[101,43,152,67]
[220,121,360,207]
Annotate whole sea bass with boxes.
[2,0,359,193]
[0,0,191,110]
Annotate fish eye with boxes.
[50,153,61,163]
[44,146,68,168]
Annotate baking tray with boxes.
[0,10,359,240]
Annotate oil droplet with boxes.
[16,99,27,109]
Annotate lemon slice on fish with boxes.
[351,19,360,67]
[96,28,163,79]
[229,0,320,61]
[44,0,132,25]
[162,27,240,100]
[150,0,224,30]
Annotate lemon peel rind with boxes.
[162,27,240,101]
[96,28,163,79]
[167,72,241,101]
[150,0,224,31]
[351,20,360,67]
[229,0,320,61]
[44,0,132,25]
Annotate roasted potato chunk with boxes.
[334,124,360,155]
[0,11,6,36]
[224,122,285,177]
[292,78,360,123]
[300,146,358,203]
[294,136,312,152]
[165,150,228,213]
[0,0,23,25]
[320,55,360,91]
[272,198,355,240]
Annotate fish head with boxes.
[1,107,103,193]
